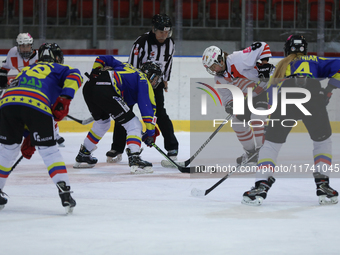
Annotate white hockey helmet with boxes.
[202,46,225,76]
[16,33,34,59]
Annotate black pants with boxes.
[83,75,135,125]
[111,81,179,153]
[0,105,56,146]
[265,78,331,143]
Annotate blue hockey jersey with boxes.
[0,62,83,117]
[92,55,157,135]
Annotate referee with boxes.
[106,14,179,163]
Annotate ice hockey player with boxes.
[0,43,82,213]
[73,56,161,174]
[242,34,339,206]
[0,33,65,146]
[202,42,274,165]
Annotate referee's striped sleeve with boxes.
[163,42,175,81]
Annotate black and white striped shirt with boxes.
[128,31,175,81]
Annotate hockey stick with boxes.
[152,143,192,173]
[66,115,94,125]
[191,151,259,197]
[9,155,24,174]
[161,114,232,168]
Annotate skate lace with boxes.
[249,183,266,194]
[319,183,336,196]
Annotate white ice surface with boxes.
[1,132,340,255]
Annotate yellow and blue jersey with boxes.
[267,55,340,105]
[0,62,83,117]
[285,55,340,86]
[93,55,157,135]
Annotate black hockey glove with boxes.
[225,102,233,115]
[142,126,160,147]
[256,63,274,82]
[0,69,8,88]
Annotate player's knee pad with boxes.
[311,129,332,142]
[115,110,135,125]
[122,116,143,137]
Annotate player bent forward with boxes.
[73,57,161,174]
[0,43,81,213]
[242,35,339,206]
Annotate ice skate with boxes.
[168,149,178,161]
[56,181,76,214]
[161,149,179,168]
[242,176,275,206]
[73,145,98,168]
[314,173,338,205]
[126,148,153,174]
[0,189,8,211]
[56,136,65,147]
[106,150,123,163]
[236,148,259,166]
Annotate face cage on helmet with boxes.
[149,73,162,89]
[18,44,33,59]
[57,54,64,64]
[205,56,225,76]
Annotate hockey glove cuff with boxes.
[256,63,274,82]
[142,126,160,147]
[321,89,333,106]
[323,84,337,106]
[52,96,71,121]
[21,135,36,160]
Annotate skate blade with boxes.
[318,195,338,205]
[106,154,122,163]
[0,205,5,211]
[241,196,264,206]
[161,160,185,168]
[58,143,65,148]
[130,166,153,174]
[64,206,74,215]
[73,162,96,169]
[191,188,205,197]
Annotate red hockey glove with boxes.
[321,89,332,106]
[21,136,36,160]
[142,126,160,147]
[52,96,71,122]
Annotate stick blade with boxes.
[161,160,185,168]
[82,117,94,125]
[191,188,206,197]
